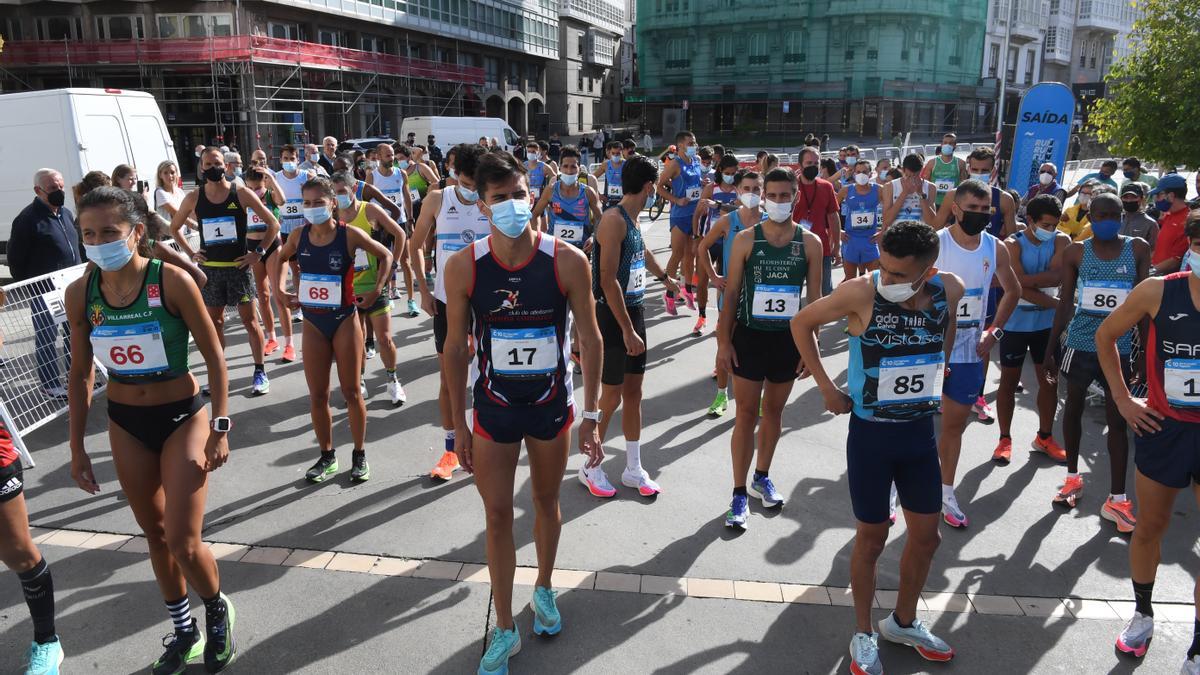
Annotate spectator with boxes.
[592,131,604,160]
[222,152,246,188]
[548,132,562,163]
[1118,182,1159,249]
[1066,159,1119,198]
[1058,178,1097,241]
[1122,156,1158,189]
[318,136,338,174]
[7,168,83,397]
[1149,173,1191,273]
[73,170,111,206]
[152,160,195,231]
[1022,161,1067,210]
[427,135,444,173]
[405,131,417,147]
[792,146,841,296]
[299,143,329,177]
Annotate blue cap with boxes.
[1148,173,1187,196]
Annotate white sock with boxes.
[625,440,642,473]
[719,387,728,395]
[283,335,293,347]
[941,484,955,501]
[1068,472,1080,479]
[265,330,276,341]
[1111,493,1127,503]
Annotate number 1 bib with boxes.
[299,273,342,308]
[201,216,236,246]
[91,322,170,376]
[1164,358,1200,409]
[877,353,944,406]
[491,327,557,377]
[752,284,800,320]
[1079,280,1131,315]
[956,287,983,327]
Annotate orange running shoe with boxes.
[1032,435,1067,462]
[1101,497,1137,534]
[263,338,280,356]
[992,437,1012,464]
[691,316,706,336]
[281,343,296,363]
[1053,474,1083,508]
[430,451,460,481]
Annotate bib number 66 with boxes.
[110,345,145,366]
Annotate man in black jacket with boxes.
[8,168,83,397]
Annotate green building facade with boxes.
[634,0,996,139]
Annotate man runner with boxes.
[365,143,418,316]
[838,159,884,280]
[921,133,968,210]
[656,130,703,314]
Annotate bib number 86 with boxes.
[1092,294,1118,309]
[109,345,144,366]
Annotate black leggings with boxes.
[107,396,204,453]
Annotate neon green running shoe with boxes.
[151,620,204,675]
[203,593,236,672]
[707,391,729,417]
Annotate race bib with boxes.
[956,287,984,327]
[625,258,646,297]
[607,183,622,198]
[877,353,944,405]
[752,284,800,320]
[935,178,955,194]
[553,222,584,245]
[491,326,557,377]
[354,248,370,272]
[1164,359,1200,408]
[410,187,422,203]
[201,216,236,246]
[91,322,170,376]
[849,210,876,230]
[282,199,304,232]
[1078,280,1131,315]
[1018,286,1059,308]
[246,208,267,234]
[382,189,404,205]
[299,273,342,308]
[686,186,701,202]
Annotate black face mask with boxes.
[203,167,226,183]
[1122,200,1140,213]
[46,189,66,207]
[959,211,991,236]
[802,165,819,181]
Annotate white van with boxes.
[399,116,521,153]
[0,88,176,261]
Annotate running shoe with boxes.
[151,621,204,675]
[725,493,749,529]
[1182,656,1200,674]
[1101,497,1136,534]
[251,371,270,396]
[691,316,706,336]
[621,467,662,496]
[389,287,402,301]
[281,344,296,363]
[478,627,521,675]
[263,338,279,356]
[992,437,1012,464]
[578,465,616,498]
[430,451,460,481]
[1031,435,1067,463]
[407,298,419,317]
[351,451,370,482]
[1116,611,1153,657]
[878,612,954,662]
[1015,380,1025,394]
[388,380,407,407]
[359,380,369,400]
[749,474,784,508]
[24,639,64,675]
[848,632,883,675]
[972,396,994,424]
[305,454,338,483]
[364,341,378,359]
[707,390,729,417]
[681,287,696,310]
[888,483,899,525]
[203,593,236,672]
[942,492,969,528]
[1053,474,1083,509]
[293,308,304,323]
[664,293,678,316]
[530,586,562,636]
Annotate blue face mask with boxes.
[282,161,297,173]
[722,173,735,184]
[1187,250,1200,278]
[1154,198,1171,213]
[488,198,533,238]
[1033,225,1056,242]
[398,160,411,170]
[457,185,478,202]
[685,145,698,158]
[304,205,332,224]
[560,172,578,186]
[941,144,954,156]
[336,194,353,210]
[1091,218,1121,241]
[84,230,135,272]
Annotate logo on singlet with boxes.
[447,206,458,214]
[1169,313,1187,321]
[328,253,344,272]
[227,203,238,210]
[462,229,478,244]
[89,304,105,326]
[791,241,804,257]
[492,289,520,313]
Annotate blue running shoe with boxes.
[24,639,64,675]
[878,612,954,662]
[848,632,882,675]
[478,627,521,675]
[530,586,562,636]
[251,370,270,396]
[749,474,784,508]
[725,493,749,529]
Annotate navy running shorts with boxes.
[473,403,574,445]
[1134,416,1200,489]
[847,413,941,524]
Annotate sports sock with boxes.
[445,430,456,452]
[891,611,913,629]
[719,387,728,395]
[625,440,642,472]
[165,595,193,634]
[1133,580,1154,617]
[999,434,1011,441]
[1111,493,1128,503]
[685,284,696,294]
[698,307,706,317]
[18,559,56,644]
[941,484,955,501]
[732,486,748,497]
[1037,430,1052,440]
[283,335,293,347]
[1189,619,1200,658]
[254,363,264,374]
[202,592,227,628]
[386,368,398,382]
[753,469,769,482]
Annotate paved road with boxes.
[2,213,1198,673]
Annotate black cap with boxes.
[1120,182,1145,198]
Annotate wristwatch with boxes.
[581,410,603,424]
[985,326,1005,341]
[254,246,266,255]
[211,416,232,433]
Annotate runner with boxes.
[278,178,394,483]
[582,155,678,498]
[882,153,936,228]
[793,220,960,675]
[698,169,764,416]
[691,153,741,336]
[331,172,409,407]
[169,147,279,396]
[66,187,237,675]
[1098,215,1200,670]
[523,139,557,230]
[593,141,625,207]
[241,165,284,355]
[992,194,1069,464]
[716,167,823,528]
[934,179,1020,528]
[920,132,967,209]
[837,159,883,280]
[267,144,314,362]
[441,150,603,675]
[532,145,603,249]
[411,143,493,481]
[1044,192,1150,531]
[656,130,703,314]
[365,143,418,316]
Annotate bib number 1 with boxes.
[1164,359,1200,409]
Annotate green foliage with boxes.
[1090,0,1200,167]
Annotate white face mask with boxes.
[1039,172,1054,186]
[1078,194,1092,207]
[738,193,761,209]
[854,173,870,186]
[969,173,991,183]
[876,268,929,304]
[763,199,792,223]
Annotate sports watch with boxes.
[211,416,233,433]
[581,410,603,424]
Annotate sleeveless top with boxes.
[842,183,882,237]
[1146,272,1200,421]
[986,186,1005,237]
[935,228,998,364]
[470,233,572,409]
[246,188,278,238]
[296,223,355,311]
[549,180,590,247]
[275,170,309,234]
[848,272,950,421]
[1006,231,1057,333]
[737,223,808,331]
[930,156,959,207]
[704,185,738,239]
[592,205,645,307]
[345,202,382,294]
[670,155,703,220]
[195,184,247,266]
[526,160,547,197]
[372,167,408,223]
[1067,237,1137,354]
[87,259,190,384]
[889,178,933,222]
[604,158,624,201]
[434,187,490,303]
[407,167,430,203]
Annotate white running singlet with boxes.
[434,186,491,303]
[934,227,998,364]
[372,167,408,224]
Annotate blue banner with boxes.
[1007,82,1075,196]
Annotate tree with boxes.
[1089,0,1200,168]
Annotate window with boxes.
[268,22,300,40]
[867,49,878,61]
[577,31,584,57]
[1089,42,1097,68]
[318,28,341,46]
[749,34,769,65]
[715,35,734,67]
[1049,0,1059,12]
[36,16,82,40]
[1045,27,1057,52]
[1006,45,1018,82]
[588,77,594,93]
[578,74,584,91]
[362,35,387,53]
[484,57,500,88]
[157,14,232,38]
[844,49,854,61]
[577,103,584,130]
[1079,40,1087,67]
[1024,50,1035,84]
[96,15,145,40]
[784,31,803,63]
[666,39,689,69]
[900,49,908,61]
[2,18,23,41]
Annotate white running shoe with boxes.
[621,467,662,497]
[942,492,968,528]
[388,380,407,407]
[359,381,369,399]
[889,483,899,525]
[578,466,616,498]
[1182,655,1200,675]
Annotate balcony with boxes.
[995,0,1048,43]
[1077,0,1124,33]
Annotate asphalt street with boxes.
[2,213,1197,673]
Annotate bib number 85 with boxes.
[109,345,145,366]
[892,374,925,395]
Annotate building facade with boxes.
[634,0,994,139]
[981,0,1049,112]
[0,0,559,168]
[545,0,625,136]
